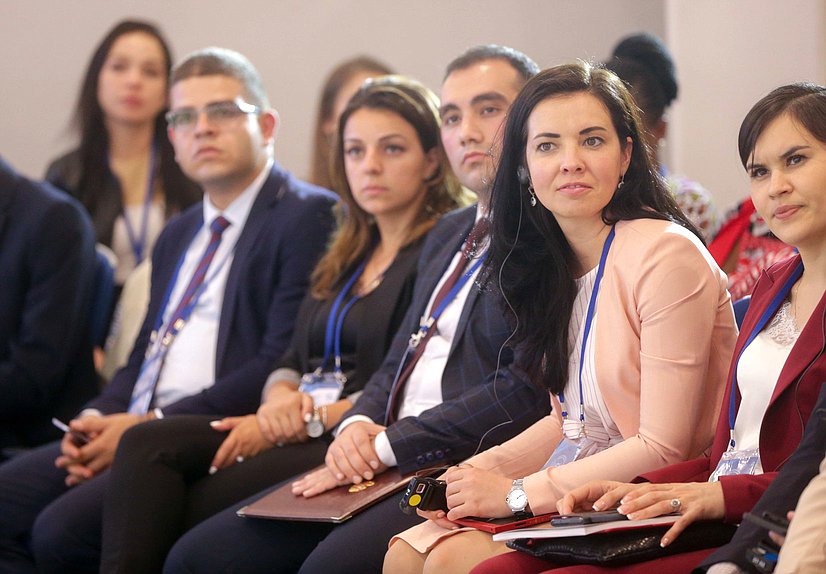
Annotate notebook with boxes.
[492,514,680,542]
[237,466,410,524]
[453,513,555,534]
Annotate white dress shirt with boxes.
[151,160,270,409]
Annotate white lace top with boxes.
[733,299,801,472]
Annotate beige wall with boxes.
[1,0,664,181]
[1,0,824,218]
[666,0,826,211]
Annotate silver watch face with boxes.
[306,417,324,438]
[507,489,528,512]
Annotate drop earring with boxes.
[528,183,537,207]
[616,174,625,191]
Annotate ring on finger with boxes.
[670,498,682,512]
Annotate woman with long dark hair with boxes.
[46,20,200,286]
[384,61,737,574]
[471,82,826,574]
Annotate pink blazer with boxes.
[463,218,738,514]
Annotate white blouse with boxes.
[558,266,622,457]
[733,299,799,473]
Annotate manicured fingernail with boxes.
[660,537,669,548]
[370,460,379,469]
[208,466,217,475]
[303,413,311,423]
[620,497,628,504]
[236,456,245,463]
[617,506,627,515]
[209,420,221,427]
[592,501,603,511]
[336,473,344,480]
[364,471,373,480]
[352,476,361,483]
[626,513,636,520]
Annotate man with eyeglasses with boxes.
[0,47,337,573]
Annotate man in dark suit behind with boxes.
[0,157,97,459]
[0,48,337,573]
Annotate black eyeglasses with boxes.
[166,99,260,132]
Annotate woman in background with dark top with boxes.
[99,75,469,574]
[606,32,720,243]
[46,20,200,287]
[308,55,394,190]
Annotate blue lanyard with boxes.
[320,258,368,373]
[727,260,803,447]
[115,146,157,264]
[558,226,616,430]
[409,254,486,349]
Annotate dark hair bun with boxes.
[612,33,678,106]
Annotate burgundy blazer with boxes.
[641,254,826,522]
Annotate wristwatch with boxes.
[506,478,530,515]
[306,406,327,438]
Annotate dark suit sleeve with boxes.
[0,198,95,416]
[85,231,178,414]
[162,196,336,416]
[386,353,550,474]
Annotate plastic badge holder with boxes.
[709,447,760,481]
[299,371,345,406]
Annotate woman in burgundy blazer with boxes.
[469,82,826,574]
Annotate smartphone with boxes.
[550,510,627,526]
[743,511,789,537]
[51,417,91,446]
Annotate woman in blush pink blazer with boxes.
[383,62,737,574]
[471,82,826,574]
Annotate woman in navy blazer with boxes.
[99,75,469,573]
[472,83,826,574]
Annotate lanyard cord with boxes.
[727,261,803,448]
[558,226,616,433]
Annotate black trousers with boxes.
[163,481,424,574]
[101,415,328,574]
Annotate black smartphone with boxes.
[550,510,627,526]
[399,477,448,514]
[51,417,91,446]
[743,511,789,536]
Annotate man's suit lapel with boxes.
[413,208,476,324]
[215,166,286,371]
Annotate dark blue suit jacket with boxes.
[86,164,337,417]
[0,158,97,449]
[345,205,550,474]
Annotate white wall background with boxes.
[2,0,665,179]
[1,0,824,214]
[666,0,826,210]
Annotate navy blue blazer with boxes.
[86,164,337,417]
[0,158,97,449]
[345,205,550,474]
